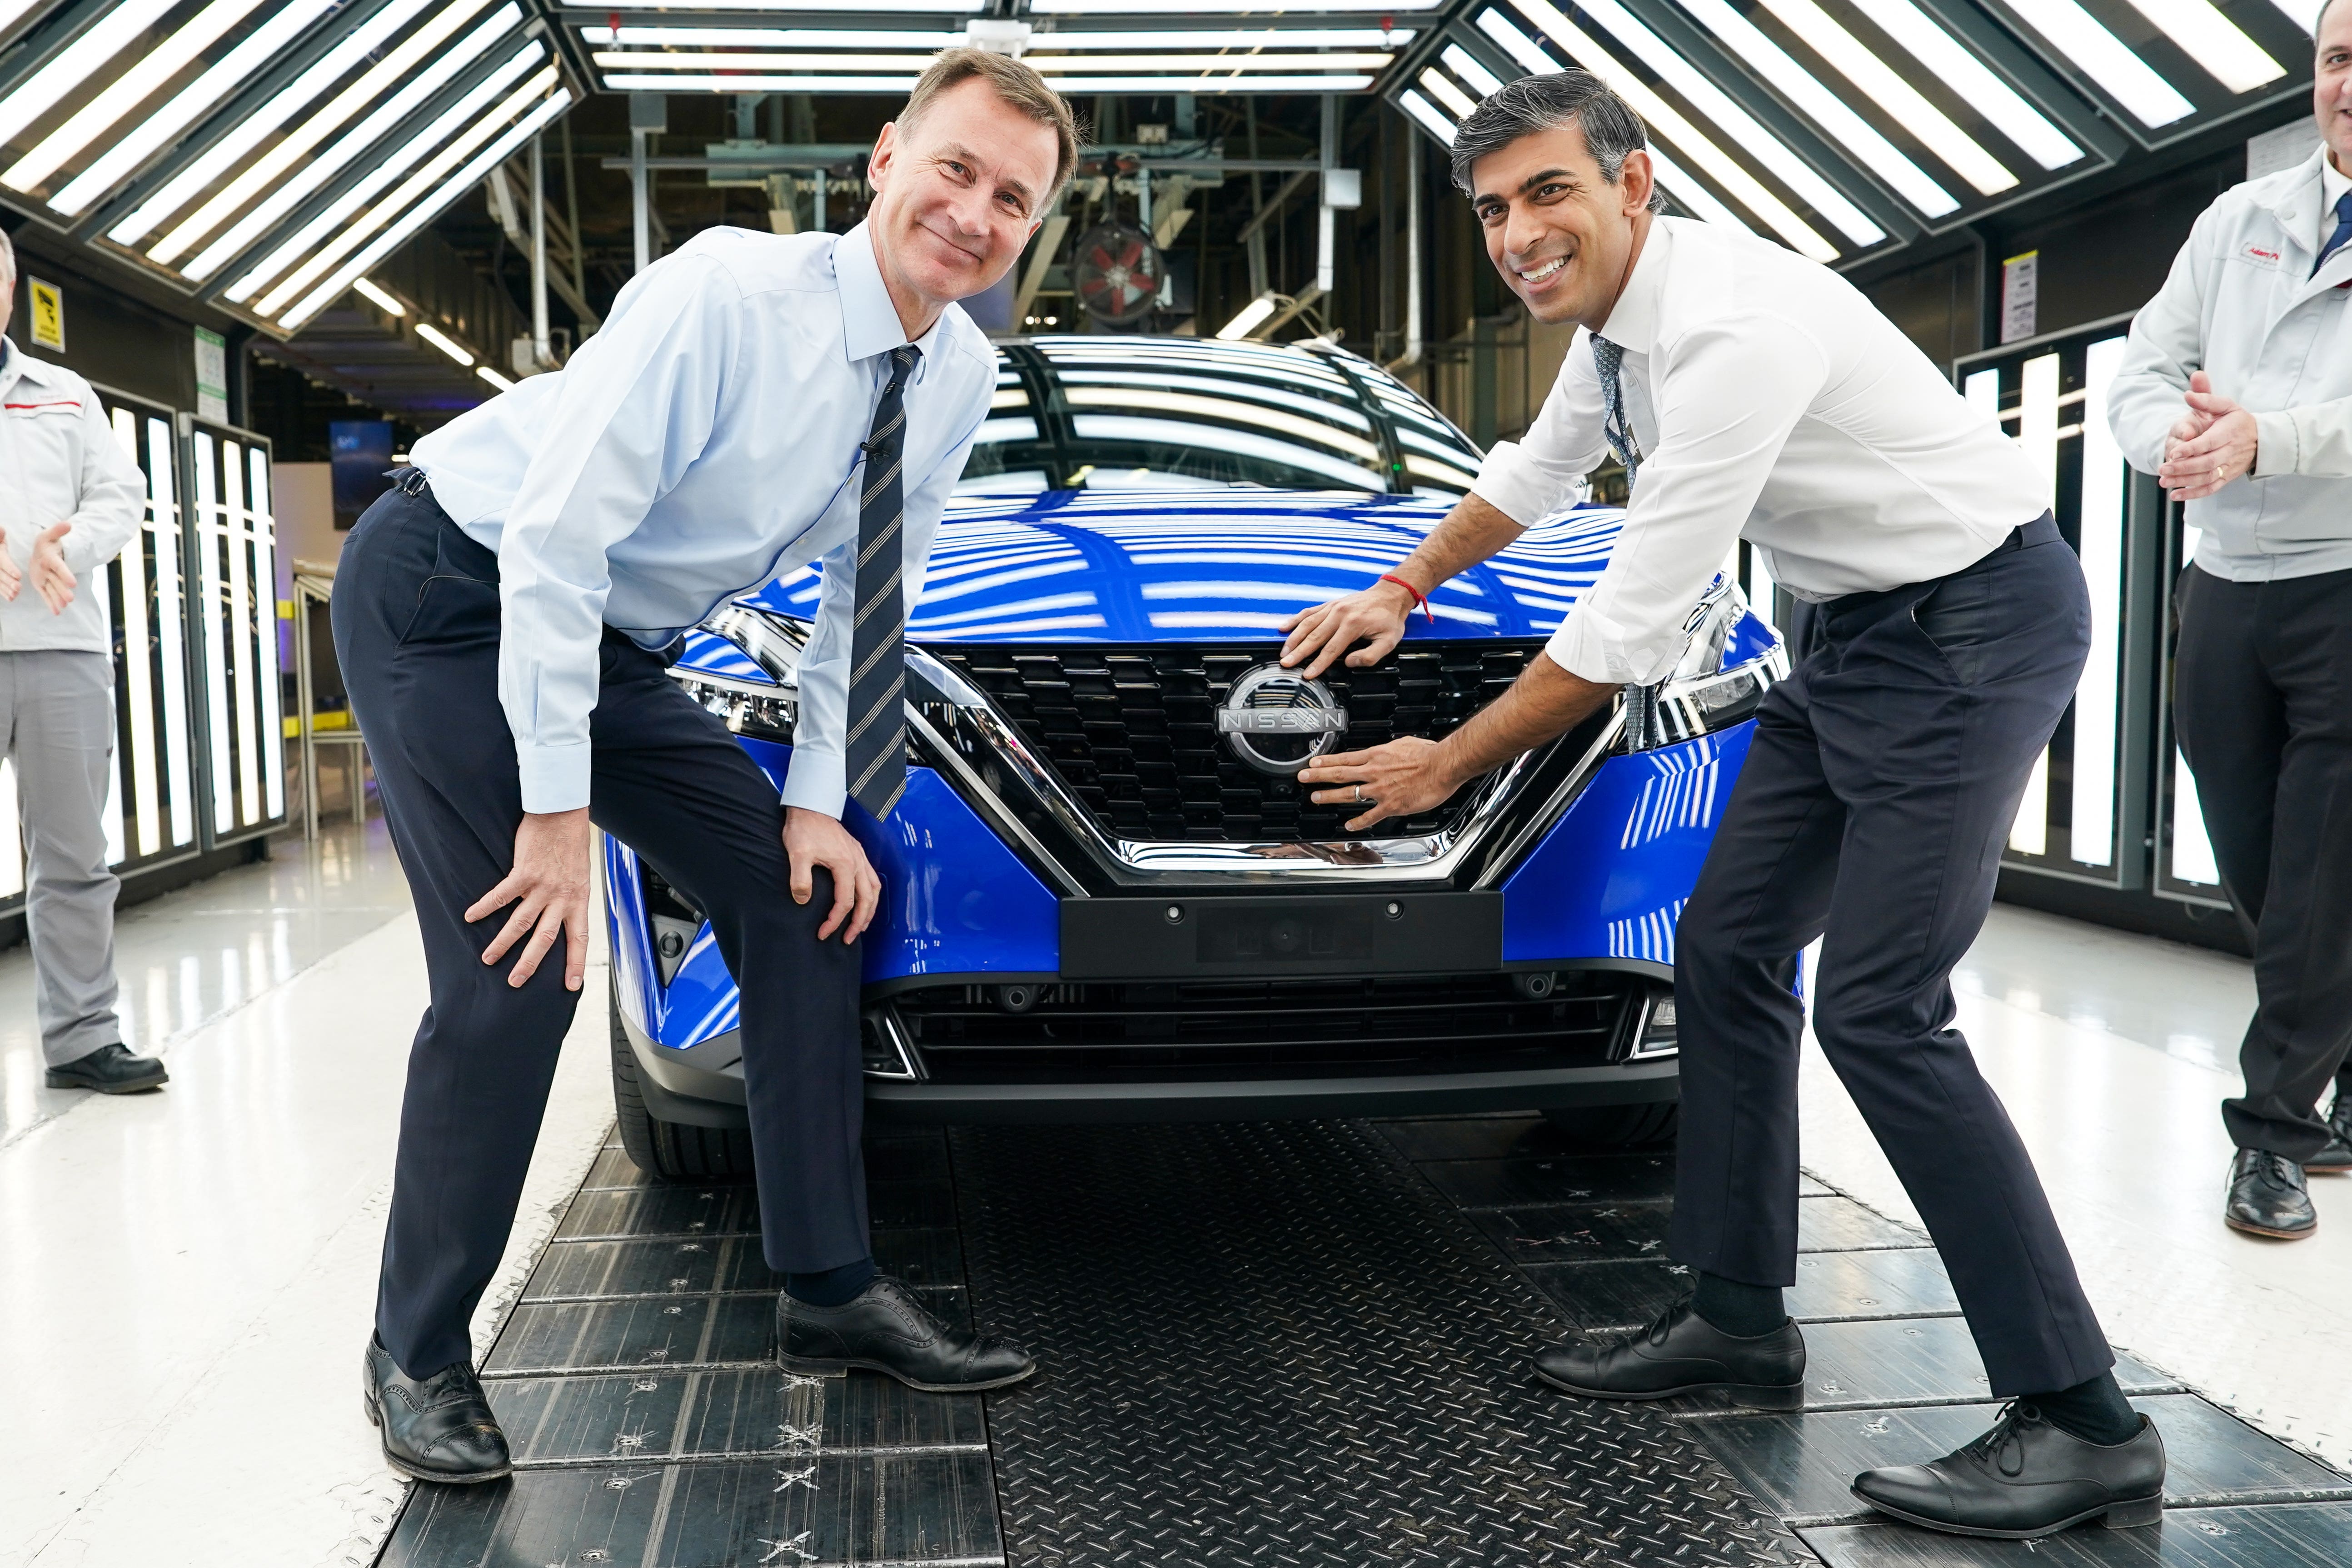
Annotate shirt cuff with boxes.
[1543,609,1677,688]
[2253,410,2296,477]
[778,748,847,820]
[517,740,593,814]
[1470,440,1558,529]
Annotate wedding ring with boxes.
[1353,785,1365,803]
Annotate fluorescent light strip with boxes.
[601,50,1393,71]
[5,0,273,193]
[1562,0,1883,245]
[353,277,406,314]
[2010,357,2058,861]
[1033,74,1377,90]
[1027,52,1396,69]
[234,44,546,305]
[1505,0,1840,260]
[119,0,474,250]
[282,88,571,329]
[2071,335,2128,867]
[46,0,338,211]
[1023,27,1412,47]
[596,51,947,69]
[105,406,162,858]
[1027,0,1442,10]
[583,26,958,46]
[191,434,234,836]
[251,446,285,821]
[603,74,922,91]
[1757,0,2015,196]
[478,366,517,391]
[2121,0,2285,93]
[174,3,519,276]
[1396,89,1458,144]
[415,322,475,365]
[1441,44,1504,98]
[1477,12,1758,234]
[1418,66,1476,119]
[0,0,179,149]
[1847,0,2080,171]
[645,0,978,7]
[219,441,262,826]
[1674,0,1958,218]
[2008,0,2195,128]
[2267,0,2322,30]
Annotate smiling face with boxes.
[864,75,1061,339]
[2319,0,2352,175]
[1470,119,1655,331]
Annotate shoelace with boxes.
[1590,1294,1695,1356]
[1962,1400,2040,1478]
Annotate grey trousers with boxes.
[0,651,122,1066]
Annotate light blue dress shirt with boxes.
[410,222,994,818]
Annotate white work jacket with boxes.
[0,341,145,653]
[2108,149,2352,582]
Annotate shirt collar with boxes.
[2324,150,2351,213]
[1594,216,1673,354]
[833,221,944,376]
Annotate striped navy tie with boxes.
[1592,334,1642,485]
[845,343,919,821]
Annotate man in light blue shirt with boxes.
[335,50,1073,1484]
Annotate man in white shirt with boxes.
[1281,72,2162,1539]
[0,230,161,1096]
[2107,0,2352,1241]
[334,51,1068,1484]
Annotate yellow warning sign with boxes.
[28,278,62,350]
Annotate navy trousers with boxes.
[336,480,870,1379]
[1668,518,2114,1397]
[2173,563,2352,1161]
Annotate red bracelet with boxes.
[1379,573,1437,625]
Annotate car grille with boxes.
[889,972,1637,1082]
[925,641,1545,841]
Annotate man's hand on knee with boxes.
[467,807,593,991]
[784,806,881,944]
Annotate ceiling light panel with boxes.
[1844,0,2082,171]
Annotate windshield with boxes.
[955,336,1484,500]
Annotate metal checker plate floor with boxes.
[375,1114,2352,1568]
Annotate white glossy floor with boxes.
[0,823,2341,1567]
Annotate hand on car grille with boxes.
[930,642,1545,842]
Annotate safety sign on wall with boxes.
[28,278,63,350]
[194,327,228,424]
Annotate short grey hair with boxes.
[1448,69,1663,211]
[0,226,13,284]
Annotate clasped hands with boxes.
[0,521,77,613]
[2158,370,2259,501]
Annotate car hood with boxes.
[735,489,1627,644]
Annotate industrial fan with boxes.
[1070,222,1166,325]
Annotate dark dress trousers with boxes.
[1668,516,2116,1398]
[336,478,870,1380]
[2173,562,2352,1162]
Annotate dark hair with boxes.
[1448,69,1662,211]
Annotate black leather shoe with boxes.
[2225,1147,2317,1238]
[362,1335,513,1483]
[1532,1297,1805,1409]
[2307,1095,2352,1174]
[45,1043,167,1093]
[778,1275,1036,1393]
[1853,1401,2164,1538]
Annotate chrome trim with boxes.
[1469,710,1627,891]
[864,1006,922,1080]
[1625,991,1679,1062]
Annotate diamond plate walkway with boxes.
[375,1114,2352,1567]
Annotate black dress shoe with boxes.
[2307,1096,2352,1174]
[778,1275,1036,1393]
[45,1043,167,1093]
[1853,1401,2165,1538]
[1532,1297,1805,1409]
[2225,1147,2316,1239]
[362,1335,513,1483]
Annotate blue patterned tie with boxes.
[1592,334,1642,485]
[845,344,919,820]
[2317,189,2352,279]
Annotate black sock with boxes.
[1693,1272,1786,1337]
[2028,1371,2139,1446]
[784,1257,877,1308]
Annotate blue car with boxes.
[605,334,1784,1179]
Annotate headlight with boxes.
[673,604,811,743]
[1621,579,1788,752]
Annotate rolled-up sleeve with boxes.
[1546,317,1824,687]
[2108,208,2215,475]
[61,394,145,575]
[1471,329,1608,527]
[494,254,740,812]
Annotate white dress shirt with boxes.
[413,223,995,817]
[0,340,144,655]
[2107,149,2352,583]
[1473,218,2046,687]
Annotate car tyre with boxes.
[611,983,757,1182]
[1543,1101,1680,1148]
